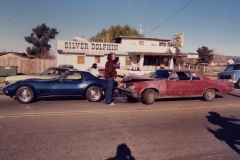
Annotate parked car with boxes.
[217,63,240,88]
[96,67,147,78]
[1,70,112,103]
[118,69,234,105]
[4,67,76,85]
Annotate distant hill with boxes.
[225,56,240,63]
[225,56,240,60]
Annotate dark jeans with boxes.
[105,77,114,104]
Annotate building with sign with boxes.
[55,36,188,71]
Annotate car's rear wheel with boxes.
[15,86,35,103]
[203,89,216,101]
[142,89,156,105]
[86,86,103,102]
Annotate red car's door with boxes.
[191,72,206,95]
[166,71,194,97]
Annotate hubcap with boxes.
[89,88,100,101]
[206,89,215,100]
[19,89,33,102]
[147,90,155,103]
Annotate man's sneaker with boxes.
[108,102,115,106]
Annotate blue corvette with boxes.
[1,70,111,103]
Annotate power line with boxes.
[145,0,194,35]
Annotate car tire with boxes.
[203,89,216,101]
[86,86,103,102]
[15,86,35,103]
[126,96,137,102]
[141,89,156,105]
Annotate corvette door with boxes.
[51,72,86,96]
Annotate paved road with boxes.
[0,90,240,160]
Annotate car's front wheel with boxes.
[86,86,103,102]
[141,89,156,105]
[15,86,35,103]
[203,89,216,101]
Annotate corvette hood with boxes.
[22,78,56,82]
[123,75,156,82]
[5,75,56,80]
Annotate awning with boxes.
[128,52,188,57]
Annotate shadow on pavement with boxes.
[228,93,240,98]
[205,112,240,155]
[155,95,223,102]
[37,96,87,102]
[106,143,135,160]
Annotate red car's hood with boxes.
[123,75,156,82]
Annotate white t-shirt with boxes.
[91,68,99,77]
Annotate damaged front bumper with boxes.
[117,87,138,98]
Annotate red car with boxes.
[118,69,234,105]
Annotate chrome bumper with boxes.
[218,79,236,83]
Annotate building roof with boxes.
[0,52,35,59]
[113,36,171,42]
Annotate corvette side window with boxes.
[46,69,66,75]
[64,73,82,81]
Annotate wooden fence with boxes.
[174,65,226,73]
[0,59,57,74]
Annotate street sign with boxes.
[173,34,184,48]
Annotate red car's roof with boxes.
[156,69,210,80]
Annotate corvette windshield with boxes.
[150,70,172,79]
[224,64,240,71]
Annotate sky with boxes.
[0,0,240,56]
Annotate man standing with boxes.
[105,53,117,105]
[160,63,165,69]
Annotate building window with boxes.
[77,56,85,64]
[125,57,132,66]
[159,42,166,46]
[95,56,100,63]
[139,41,144,45]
